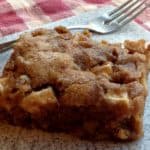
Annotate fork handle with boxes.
[68,25,90,30]
[68,25,101,33]
[0,39,16,53]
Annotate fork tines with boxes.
[108,0,147,25]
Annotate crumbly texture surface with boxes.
[0,26,149,141]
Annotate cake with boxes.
[0,26,149,140]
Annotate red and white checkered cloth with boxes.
[0,0,149,37]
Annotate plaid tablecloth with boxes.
[0,0,149,37]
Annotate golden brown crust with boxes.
[0,26,149,140]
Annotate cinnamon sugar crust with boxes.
[0,26,149,140]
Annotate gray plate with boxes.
[0,5,150,150]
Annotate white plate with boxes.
[0,5,150,150]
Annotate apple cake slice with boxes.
[0,26,149,141]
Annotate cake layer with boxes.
[0,26,149,140]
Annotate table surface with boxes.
[0,6,150,150]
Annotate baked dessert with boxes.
[0,26,149,141]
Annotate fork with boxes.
[68,0,148,33]
[0,0,149,52]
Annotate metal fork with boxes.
[0,0,149,52]
[68,0,148,33]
